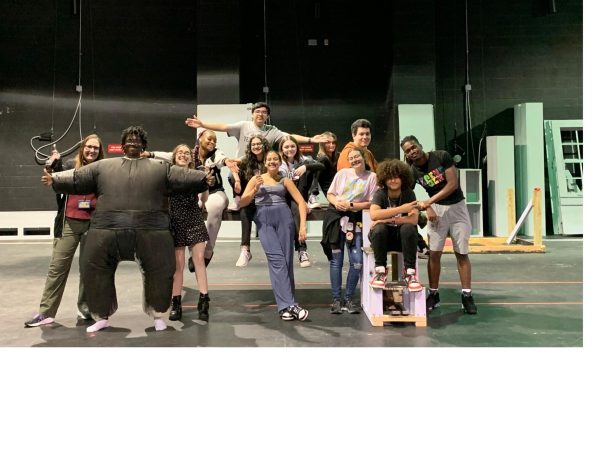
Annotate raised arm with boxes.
[184,115,228,133]
[239,175,263,207]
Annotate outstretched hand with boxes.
[41,168,53,186]
[185,115,204,129]
[226,158,241,174]
[311,134,330,144]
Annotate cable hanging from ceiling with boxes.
[30,0,87,165]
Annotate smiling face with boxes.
[173,145,193,168]
[348,148,365,171]
[324,138,336,156]
[352,126,371,148]
[252,107,269,127]
[401,139,425,163]
[123,134,144,158]
[82,137,101,163]
[265,150,281,173]
[280,138,297,162]
[199,130,217,152]
[250,137,264,157]
[384,176,402,192]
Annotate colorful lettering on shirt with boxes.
[418,166,446,188]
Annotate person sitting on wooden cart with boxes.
[368,159,422,292]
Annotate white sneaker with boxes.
[235,249,252,267]
[228,196,241,211]
[307,194,321,209]
[405,268,423,292]
[298,250,311,268]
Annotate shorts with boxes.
[427,200,471,254]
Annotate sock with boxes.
[86,319,109,333]
[462,289,472,296]
[429,288,438,294]
[154,318,167,331]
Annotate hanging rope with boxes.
[262,0,270,109]
[31,0,85,164]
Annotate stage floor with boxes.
[0,238,583,347]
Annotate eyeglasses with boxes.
[176,151,191,156]
[84,145,100,151]
[253,110,268,115]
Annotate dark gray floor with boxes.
[0,238,583,347]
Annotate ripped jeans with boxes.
[329,229,363,300]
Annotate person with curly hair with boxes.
[368,159,422,292]
[43,126,209,332]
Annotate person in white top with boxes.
[321,147,378,314]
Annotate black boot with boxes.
[169,295,182,321]
[198,293,210,321]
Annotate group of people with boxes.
[24,101,477,334]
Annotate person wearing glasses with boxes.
[185,102,328,211]
[321,147,378,315]
[401,135,477,315]
[167,144,211,322]
[229,135,268,267]
[25,135,105,327]
[42,126,209,332]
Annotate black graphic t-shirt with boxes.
[410,150,464,205]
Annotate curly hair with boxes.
[375,159,413,190]
[241,134,270,180]
[120,125,148,149]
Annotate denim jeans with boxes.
[329,229,363,300]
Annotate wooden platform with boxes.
[442,236,546,254]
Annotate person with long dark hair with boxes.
[229,134,268,267]
[240,149,309,321]
[278,135,324,268]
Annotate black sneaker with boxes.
[330,298,343,314]
[288,304,309,321]
[346,299,361,314]
[279,309,294,321]
[426,291,440,313]
[461,293,478,314]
